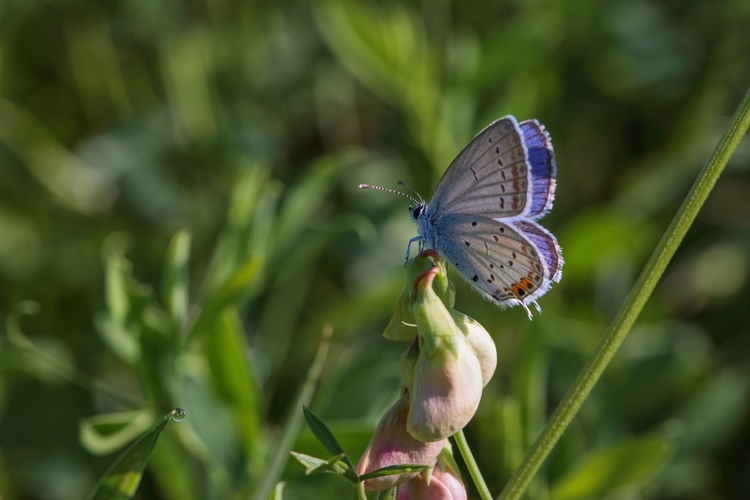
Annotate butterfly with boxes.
[361,115,563,319]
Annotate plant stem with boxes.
[251,324,333,500]
[454,430,493,500]
[498,84,750,500]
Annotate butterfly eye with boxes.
[412,205,423,220]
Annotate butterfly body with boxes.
[408,116,563,317]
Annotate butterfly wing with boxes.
[428,116,556,220]
[431,214,562,309]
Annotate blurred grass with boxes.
[0,0,749,499]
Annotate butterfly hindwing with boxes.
[432,214,562,308]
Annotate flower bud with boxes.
[356,392,445,491]
[385,252,454,342]
[397,444,467,500]
[407,268,483,442]
[451,310,497,387]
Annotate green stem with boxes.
[251,325,333,500]
[454,430,493,500]
[498,84,750,500]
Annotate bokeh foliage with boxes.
[0,0,749,498]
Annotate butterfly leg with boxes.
[404,235,423,266]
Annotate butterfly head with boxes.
[409,202,426,221]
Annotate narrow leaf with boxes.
[290,451,328,472]
[86,409,183,500]
[358,464,430,481]
[303,405,354,470]
[79,410,154,456]
[204,308,262,470]
[289,452,352,479]
[268,482,285,500]
[189,257,260,342]
[162,229,191,337]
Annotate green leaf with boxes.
[5,300,40,349]
[148,431,198,500]
[201,162,277,300]
[105,252,130,326]
[270,152,352,263]
[4,301,76,383]
[313,0,433,109]
[189,257,260,341]
[99,252,155,363]
[302,406,354,470]
[549,436,674,500]
[162,229,191,337]
[290,451,328,471]
[268,481,285,500]
[79,410,155,456]
[289,452,351,478]
[358,464,430,481]
[93,314,139,365]
[86,410,182,500]
[204,308,262,470]
[274,212,376,285]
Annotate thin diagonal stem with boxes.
[498,84,750,500]
[454,429,493,500]
[251,325,333,500]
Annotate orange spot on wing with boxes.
[511,278,535,298]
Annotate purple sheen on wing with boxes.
[519,120,556,217]
[511,220,563,283]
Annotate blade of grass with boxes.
[86,409,183,500]
[162,229,191,339]
[251,324,333,500]
[498,84,750,500]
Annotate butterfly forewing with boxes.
[428,116,557,221]
[430,117,530,219]
[433,214,562,308]
[518,119,556,217]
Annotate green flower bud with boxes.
[385,252,455,341]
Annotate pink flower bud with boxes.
[397,471,467,500]
[356,393,446,491]
[397,448,467,500]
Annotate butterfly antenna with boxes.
[359,184,419,205]
[396,181,425,204]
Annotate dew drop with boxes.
[172,408,186,422]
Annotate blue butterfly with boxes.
[362,116,562,318]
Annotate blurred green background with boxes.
[1,0,749,498]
